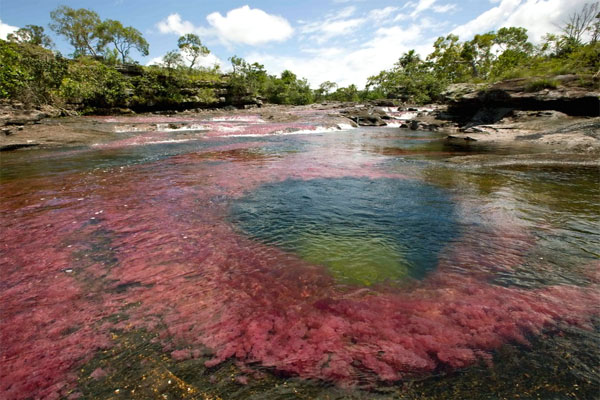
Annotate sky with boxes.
[0,0,590,88]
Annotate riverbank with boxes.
[1,100,599,161]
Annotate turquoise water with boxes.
[230,177,458,285]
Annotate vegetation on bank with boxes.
[0,3,598,112]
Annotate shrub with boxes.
[0,39,67,105]
[59,57,131,108]
[525,78,559,92]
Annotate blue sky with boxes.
[0,0,589,87]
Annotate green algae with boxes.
[296,231,410,286]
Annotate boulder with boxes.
[446,75,600,118]
[341,107,389,126]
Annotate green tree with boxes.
[49,6,104,57]
[315,80,337,101]
[491,27,533,77]
[7,25,54,48]
[367,50,443,104]
[329,84,359,102]
[162,50,183,70]
[228,56,268,99]
[265,70,313,105]
[0,40,67,104]
[461,32,496,79]
[177,34,209,70]
[97,19,149,63]
[427,34,470,82]
[59,57,131,108]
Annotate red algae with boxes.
[1,117,599,399]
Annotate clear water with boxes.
[1,121,598,399]
[230,177,458,285]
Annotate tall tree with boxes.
[562,2,599,45]
[177,34,209,70]
[49,6,105,57]
[461,32,496,78]
[491,27,533,77]
[162,50,183,70]
[7,25,54,48]
[97,19,149,63]
[427,34,471,82]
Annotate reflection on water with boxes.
[1,122,598,399]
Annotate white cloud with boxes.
[452,0,590,43]
[411,0,438,17]
[206,6,293,45]
[300,7,368,44]
[0,19,18,40]
[368,6,400,22]
[248,22,431,89]
[157,6,293,46]
[433,4,458,13]
[157,14,196,36]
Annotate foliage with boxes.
[265,70,314,105]
[228,56,268,99]
[3,3,599,110]
[328,84,360,102]
[50,5,149,64]
[50,6,105,57]
[97,19,149,63]
[177,34,210,70]
[315,81,337,102]
[59,57,131,109]
[0,40,67,104]
[162,50,183,70]
[366,50,445,103]
[7,25,54,48]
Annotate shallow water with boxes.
[1,117,599,399]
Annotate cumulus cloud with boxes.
[206,6,293,45]
[248,22,431,89]
[0,19,18,40]
[157,14,196,36]
[452,0,590,42]
[157,6,293,46]
[151,0,590,91]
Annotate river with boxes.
[1,113,598,399]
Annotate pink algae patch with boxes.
[1,125,599,398]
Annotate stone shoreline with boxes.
[1,101,599,161]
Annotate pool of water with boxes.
[1,121,598,399]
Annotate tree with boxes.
[97,19,149,63]
[461,32,496,79]
[49,6,104,57]
[315,81,337,101]
[367,50,443,103]
[162,50,183,70]
[491,27,533,77]
[427,34,471,82]
[228,56,268,99]
[7,25,54,48]
[177,34,209,70]
[561,2,599,45]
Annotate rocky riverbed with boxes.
[1,74,599,160]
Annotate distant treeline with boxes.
[1,3,598,111]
